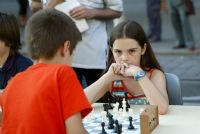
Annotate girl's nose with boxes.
[121,53,128,61]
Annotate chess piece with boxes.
[108,114,115,129]
[101,122,107,134]
[107,97,113,109]
[116,96,123,110]
[128,116,135,130]
[103,104,109,117]
[114,120,119,133]
[117,124,122,134]
[124,92,130,110]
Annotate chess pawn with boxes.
[128,116,135,130]
[101,122,107,134]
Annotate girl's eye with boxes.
[128,49,136,54]
[114,50,121,54]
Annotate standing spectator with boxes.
[69,0,123,87]
[146,0,161,42]
[168,0,195,50]
[17,0,28,26]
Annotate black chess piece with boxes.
[101,122,107,134]
[117,124,122,134]
[128,116,135,130]
[103,104,109,117]
[108,114,115,129]
[107,97,113,109]
[124,92,130,111]
[114,120,119,133]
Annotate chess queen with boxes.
[104,20,169,115]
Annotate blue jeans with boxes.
[168,0,194,47]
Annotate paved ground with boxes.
[1,0,200,104]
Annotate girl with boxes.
[106,20,169,115]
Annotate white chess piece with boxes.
[122,98,126,113]
[113,103,119,119]
[122,98,127,118]
[118,108,123,122]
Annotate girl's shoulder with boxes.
[147,68,165,80]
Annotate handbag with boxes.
[184,0,195,15]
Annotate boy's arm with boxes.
[65,112,88,134]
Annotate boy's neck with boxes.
[0,51,10,67]
[35,56,62,65]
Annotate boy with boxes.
[0,12,33,90]
[1,9,125,133]
[1,9,90,134]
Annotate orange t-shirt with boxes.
[1,64,92,134]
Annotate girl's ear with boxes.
[141,43,147,55]
[60,41,70,57]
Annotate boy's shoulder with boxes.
[32,64,74,74]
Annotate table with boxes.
[91,104,200,134]
[153,105,200,134]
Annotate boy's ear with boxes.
[141,43,147,55]
[60,41,70,57]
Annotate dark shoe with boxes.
[189,46,196,51]
[173,45,186,49]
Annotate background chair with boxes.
[165,73,183,105]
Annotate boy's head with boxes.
[25,9,81,60]
[0,12,21,55]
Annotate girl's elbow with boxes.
[158,102,169,115]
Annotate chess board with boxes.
[83,104,159,134]
[83,112,140,134]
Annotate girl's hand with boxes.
[108,63,128,75]
[123,65,142,77]
[105,63,128,82]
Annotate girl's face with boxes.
[112,38,146,66]
[0,40,10,57]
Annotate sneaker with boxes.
[189,46,196,51]
[173,45,186,49]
